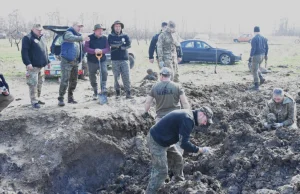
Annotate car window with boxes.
[183,41,194,48]
[54,35,63,46]
[202,42,210,48]
[195,41,202,48]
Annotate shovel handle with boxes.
[95,53,103,60]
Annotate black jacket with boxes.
[150,109,199,153]
[0,74,9,92]
[108,30,131,60]
[21,31,50,67]
[148,31,162,59]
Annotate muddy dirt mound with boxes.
[1,82,300,193]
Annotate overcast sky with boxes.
[0,0,299,34]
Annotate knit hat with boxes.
[254,26,260,32]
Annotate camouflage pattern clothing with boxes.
[251,55,264,83]
[112,60,131,93]
[261,94,297,128]
[146,133,184,194]
[26,67,45,105]
[144,72,158,81]
[157,29,182,82]
[58,58,79,101]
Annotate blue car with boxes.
[181,39,242,65]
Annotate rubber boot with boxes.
[259,74,265,85]
[249,82,259,91]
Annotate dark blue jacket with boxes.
[250,34,269,57]
[61,28,83,62]
[21,31,49,67]
[108,31,131,60]
[149,31,162,59]
[86,34,108,63]
[150,109,199,153]
[0,74,9,92]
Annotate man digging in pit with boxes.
[142,67,190,123]
[262,88,297,130]
[145,107,214,194]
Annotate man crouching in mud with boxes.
[145,107,214,194]
[262,88,297,130]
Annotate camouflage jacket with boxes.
[157,29,182,61]
[261,95,297,127]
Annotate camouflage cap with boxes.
[72,21,84,27]
[94,24,106,31]
[168,21,176,29]
[160,67,172,76]
[32,24,42,30]
[199,106,214,124]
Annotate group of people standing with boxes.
[20,20,133,109]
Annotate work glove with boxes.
[264,122,272,130]
[272,123,283,129]
[248,57,252,63]
[265,55,268,61]
[159,61,165,68]
[200,147,212,154]
[142,112,150,119]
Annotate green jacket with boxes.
[261,95,296,127]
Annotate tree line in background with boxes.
[0,9,299,51]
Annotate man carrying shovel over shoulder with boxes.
[84,24,110,104]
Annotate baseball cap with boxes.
[32,24,42,31]
[273,88,284,96]
[72,21,84,27]
[94,24,106,31]
[160,67,172,76]
[199,106,214,124]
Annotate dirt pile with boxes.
[1,82,300,193]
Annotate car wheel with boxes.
[234,39,239,43]
[220,54,232,65]
[129,54,134,69]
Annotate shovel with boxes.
[95,52,107,105]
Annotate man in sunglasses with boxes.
[145,107,213,194]
[143,67,190,123]
[262,88,297,130]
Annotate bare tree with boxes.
[8,10,25,51]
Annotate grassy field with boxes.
[1,36,300,82]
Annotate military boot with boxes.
[116,89,121,99]
[126,91,134,99]
[259,74,265,85]
[249,82,259,91]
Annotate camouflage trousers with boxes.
[26,67,44,105]
[146,134,184,194]
[251,55,264,83]
[82,57,89,77]
[0,94,14,112]
[163,57,179,82]
[58,58,79,101]
[112,60,131,92]
[88,61,108,94]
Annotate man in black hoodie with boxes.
[146,107,214,194]
[108,21,133,99]
[21,24,50,109]
[0,74,14,114]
